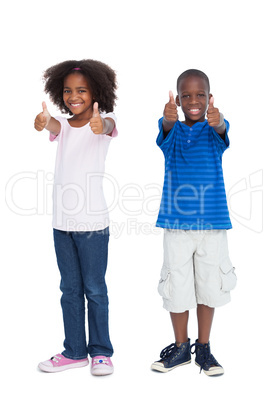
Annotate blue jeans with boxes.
[53,227,113,359]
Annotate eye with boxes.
[197,94,205,97]
[79,90,86,93]
[182,95,190,98]
[63,89,71,93]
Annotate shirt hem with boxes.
[156,222,232,230]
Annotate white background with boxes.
[1,0,267,401]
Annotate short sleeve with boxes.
[156,117,176,157]
[211,119,230,154]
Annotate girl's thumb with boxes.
[42,101,47,111]
[42,101,49,116]
[93,102,99,117]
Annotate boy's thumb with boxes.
[169,91,175,104]
[208,96,214,108]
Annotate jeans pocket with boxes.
[158,265,171,299]
[220,257,237,292]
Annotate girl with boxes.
[35,59,118,375]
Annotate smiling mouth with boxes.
[70,103,83,108]
[188,108,201,115]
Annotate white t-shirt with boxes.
[50,114,117,232]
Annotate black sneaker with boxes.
[151,339,191,372]
[191,340,224,376]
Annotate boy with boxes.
[151,69,236,376]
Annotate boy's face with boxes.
[176,75,211,126]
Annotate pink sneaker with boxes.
[91,356,114,376]
[38,354,89,373]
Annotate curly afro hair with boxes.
[43,59,117,115]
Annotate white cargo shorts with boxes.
[158,229,237,313]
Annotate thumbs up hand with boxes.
[163,91,178,122]
[34,102,51,131]
[206,96,221,127]
[89,102,104,134]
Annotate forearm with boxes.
[213,113,226,137]
[45,117,61,136]
[101,117,115,136]
[163,117,176,131]
[163,118,176,138]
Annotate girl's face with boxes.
[63,73,93,119]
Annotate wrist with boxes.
[163,117,176,131]
[101,117,114,135]
[214,113,226,133]
[45,114,51,128]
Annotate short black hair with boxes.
[177,69,210,93]
[43,59,117,115]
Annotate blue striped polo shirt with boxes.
[156,117,232,230]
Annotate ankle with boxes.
[197,339,209,345]
[176,338,189,346]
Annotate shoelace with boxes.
[51,355,62,363]
[159,343,177,360]
[93,357,109,365]
[191,343,219,373]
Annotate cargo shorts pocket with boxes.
[158,265,171,299]
[220,257,237,292]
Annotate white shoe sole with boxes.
[91,366,114,376]
[195,362,224,376]
[151,359,191,373]
[38,360,89,373]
